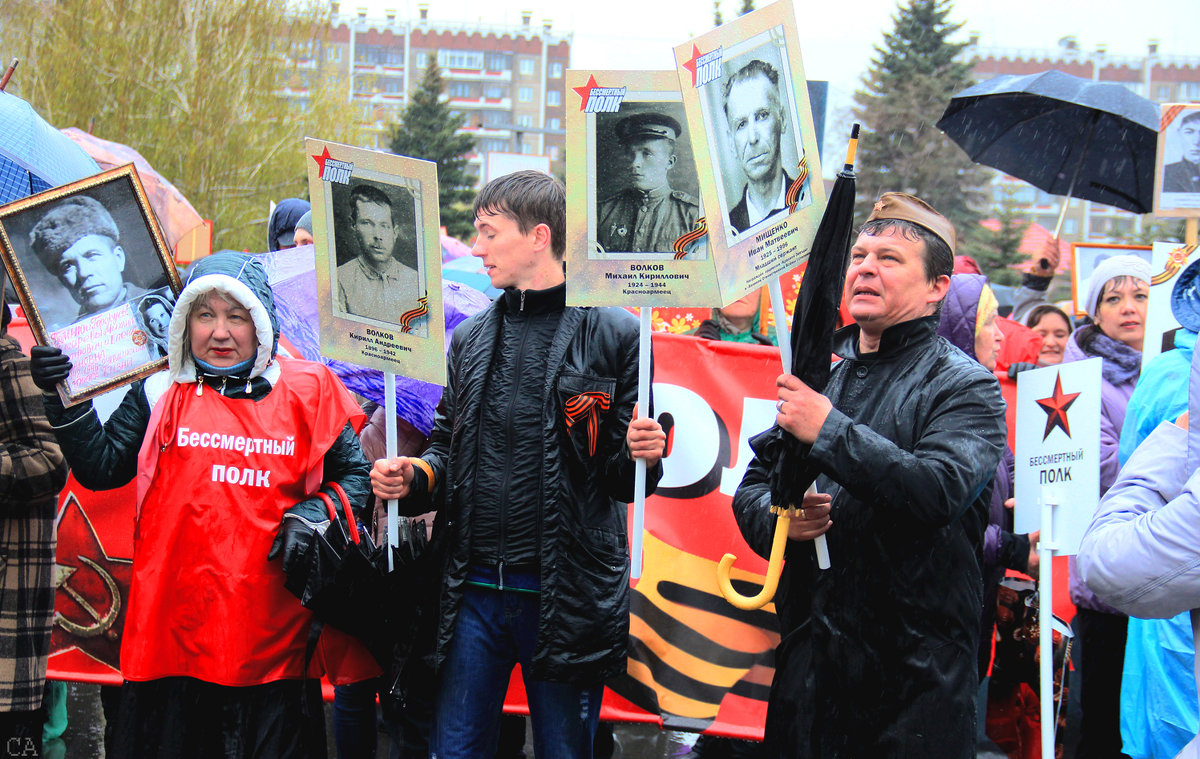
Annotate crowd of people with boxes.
[0,162,1197,759]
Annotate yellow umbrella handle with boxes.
[717,511,791,611]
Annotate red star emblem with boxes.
[680,45,703,88]
[311,146,332,175]
[50,492,133,673]
[573,75,599,111]
[1036,373,1081,441]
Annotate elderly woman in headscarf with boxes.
[29,252,370,759]
[1064,254,1152,759]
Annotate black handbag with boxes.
[284,482,427,667]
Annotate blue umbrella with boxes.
[0,90,99,205]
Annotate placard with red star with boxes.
[669,0,826,307]
[1014,358,1103,556]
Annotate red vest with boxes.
[126,359,364,685]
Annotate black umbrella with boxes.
[717,126,858,608]
[937,70,1158,239]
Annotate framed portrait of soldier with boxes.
[566,70,721,307]
[0,165,180,405]
[1153,103,1200,217]
[305,139,445,385]
[673,0,825,306]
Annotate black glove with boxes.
[29,345,72,393]
[694,319,720,341]
[268,507,323,576]
[1008,361,1037,379]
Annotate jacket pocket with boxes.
[556,372,618,459]
[552,526,629,667]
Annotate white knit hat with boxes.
[1084,254,1153,319]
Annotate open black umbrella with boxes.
[937,70,1158,238]
[718,126,859,609]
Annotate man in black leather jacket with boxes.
[371,170,666,758]
[733,193,1006,758]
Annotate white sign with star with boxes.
[1014,358,1102,555]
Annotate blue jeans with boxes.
[431,566,603,759]
[333,678,379,759]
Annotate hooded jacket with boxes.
[401,292,661,684]
[733,315,1006,758]
[41,253,370,673]
[937,275,1031,675]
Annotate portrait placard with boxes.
[1014,358,1102,556]
[305,139,445,385]
[673,0,825,306]
[0,165,180,405]
[566,71,720,307]
[1153,103,1200,217]
[1069,243,1151,317]
[1142,239,1200,369]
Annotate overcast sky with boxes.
[360,0,1196,166]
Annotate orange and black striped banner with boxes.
[672,218,708,260]
[399,293,429,334]
[786,156,809,214]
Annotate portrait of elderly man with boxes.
[733,193,1006,757]
[336,183,422,325]
[1163,109,1200,194]
[722,59,804,234]
[29,195,148,325]
[596,112,699,254]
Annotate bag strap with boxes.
[317,484,361,545]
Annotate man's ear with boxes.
[667,153,677,171]
[928,273,951,305]
[114,245,127,274]
[531,223,552,254]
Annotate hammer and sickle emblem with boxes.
[54,556,121,638]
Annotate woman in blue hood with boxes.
[30,252,370,759]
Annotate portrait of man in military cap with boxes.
[594,106,702,258]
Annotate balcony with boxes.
[448,95,512,110]
[441,68,513,83]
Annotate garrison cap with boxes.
[866,192,957,254]
[615,113,682,144]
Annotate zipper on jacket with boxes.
[498,559,505,591]
[520,289,526,311]
[497,310,532,574]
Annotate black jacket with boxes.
[405,292,661,684]
[733,316,1005,758]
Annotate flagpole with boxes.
[631,307,652,580]
[385,372,398,572]
[1039,492,1057,759]
[768,278,830,569]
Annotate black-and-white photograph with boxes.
[330,178,427,334]
[702,34,812,242]
[134,287,176,359]
[1161,106,1200,195]
[0,165,180,404]
[592,102,705,259]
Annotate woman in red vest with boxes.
[31,251,370,759]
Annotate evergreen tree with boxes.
[713,0,723,26]
[388,58,477,240]
[739,0,755,15]
[975,189,1029,285]
[852,0,988,236]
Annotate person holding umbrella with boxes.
[732,193,1006,757]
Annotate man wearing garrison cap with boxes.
[596,111,700,255]
[29,195,147,324]
[732,193,1007,756]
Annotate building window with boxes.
[383,77,405,94]
[484,85,505,99]
[521,142,534,155]
[546,117,561,130]
[549,62,563,78]
[1156,85,1171,100]
[1063,219,1078,235]
[517,114,533,127]
[546,90,561,106]
[518,87,532,103]
[480,139,508,153]
[520,58,535,76]
[483,111,507,126]
[1183,82,1200,99]
[448,83,472,99]
[328,47,342,63]
[549,146,560,160]
[439,50,484,70]
[485,53,510,71]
